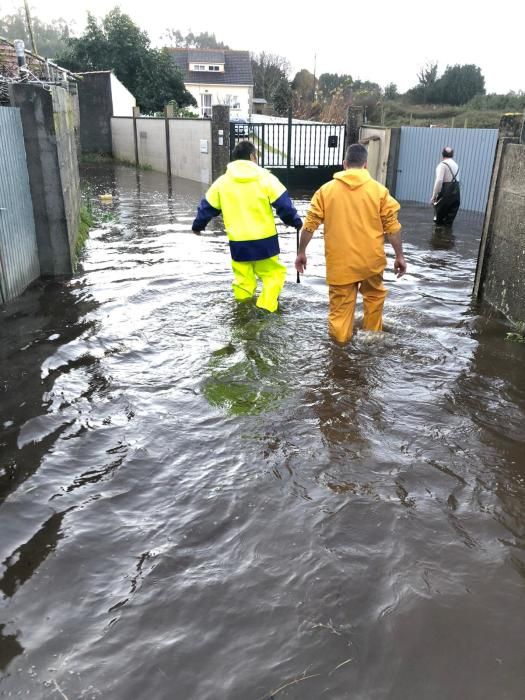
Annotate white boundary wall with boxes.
[111,118,135,163]
[169,119,212,183]
[137,118,167,173]
[111,117,212,184]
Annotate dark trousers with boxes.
[434,181,460,225]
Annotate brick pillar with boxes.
[211,105,230,181]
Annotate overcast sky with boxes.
[4,0,523,94]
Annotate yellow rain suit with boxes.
[303,168,401,342]
[192,160,302,312]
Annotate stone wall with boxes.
[10,83,80,276]
[474,140,525,323]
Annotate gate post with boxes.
[211,105,230,181]
[164,103,174,178]
[286,104,293,187]
[385,127,401,195]
[132,105,140,167]
[345,106,364,150]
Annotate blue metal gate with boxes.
[395,127,499,213]
[0,107,39,303]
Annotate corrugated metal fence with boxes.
[395,127,499,212]
[0,107,39,303]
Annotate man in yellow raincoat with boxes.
[192,141,302,312]
[295,143,406,343]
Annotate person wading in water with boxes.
[431,146,460,225]
[192,141,302,313]
[295,143,406,344]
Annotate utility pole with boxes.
[23,0,38,55]
[312,52,317,103]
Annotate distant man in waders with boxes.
[295,143,406,344]
[431,146,460,225]
[192,140,302,312]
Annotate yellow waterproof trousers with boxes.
[231,256,287,313]
[328,274,387,343]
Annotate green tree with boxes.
[56,8,195,113]
[318,73,353,101]
[383,82,398,100]
[406,61,439,103]
[272,80,292,116]
[417,61,438,87]
[434,64,485,105]
[291,68,316,102]
[0,9,72,58]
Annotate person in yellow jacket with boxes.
[295,143,406,343]
[192,141,302,313]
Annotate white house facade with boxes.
[168,49,253,120]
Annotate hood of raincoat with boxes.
[333,168,372,189]
[226,160,264,182]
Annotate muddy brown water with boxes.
[1,165,524,699]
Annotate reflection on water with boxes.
[203,303,291,415]
[0,624,23,672]
[430,224,456,250]
[0,164,524,699]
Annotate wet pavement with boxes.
[1,164,524,699]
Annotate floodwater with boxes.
[1,165,524,700]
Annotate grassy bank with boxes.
[382,101,504,128]
[81,153,153,171]
[75,203,94,262]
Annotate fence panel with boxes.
[0,107,39,302]
[395,127,499,212]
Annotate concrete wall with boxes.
[169,119,212,183]
[9,84,80,277]
[111,117,136,163]
[53,87,81,259]
[111,116,213,184]
[77,72,113,154]
[137,118,168,173]
[474,140,525,323]
[110,73,136,116]
[360,126,391,185]
[186,83,252,119]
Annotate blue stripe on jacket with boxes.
[229,235,280,262]
[272,191,302,229]
[192,198,221,231]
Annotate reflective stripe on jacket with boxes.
[192,160,302,262]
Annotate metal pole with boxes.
[164,104,173,179]
[132,106,140,168]
[23,0,38,55]
[286,104,292,187]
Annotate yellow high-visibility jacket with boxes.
[192,160,302,262]
[304,168,401,285]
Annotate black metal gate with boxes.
[230,120,346,189]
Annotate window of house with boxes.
[208,65,220,71]
[200,93,212,118]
